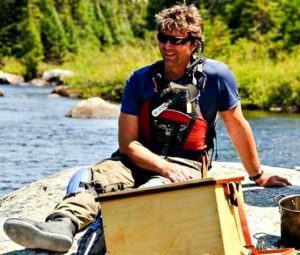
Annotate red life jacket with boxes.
[139,59,210,156]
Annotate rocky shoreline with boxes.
[0,162,300,254]
[1,68,300,114]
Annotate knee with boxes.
[66,167,91,195]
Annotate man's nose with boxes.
[164,40,174,49]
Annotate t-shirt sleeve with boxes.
[121,71,142,116]
[217,64,240,111]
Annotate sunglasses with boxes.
[157,32,191,45]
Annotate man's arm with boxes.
[220,103,291,187]
[118,112,194,182]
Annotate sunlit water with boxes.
[0,85,299,197]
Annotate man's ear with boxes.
[191,41,199,53]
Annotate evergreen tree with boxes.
[276,0,300,51]
[0,0,28,57]
[146,0,173,29]
[55,0,79,53]
[39,0,68,62]
[21,1,43,79]
[126,0,148,37]
[101,0,127,44]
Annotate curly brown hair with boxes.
[155,4,204,53]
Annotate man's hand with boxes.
[254,172,292,187]
[160,162,195,183]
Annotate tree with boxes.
[39,0,68,63]
[0,0,28,57]
[21,1,44,79]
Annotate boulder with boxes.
[42,69,74,86]
[0,90,4,97]
[270,106,299,113]
[51,85,81,98]
[0,71,24,85]
[30,78,50,87]
[0,166,83,254]
[66,97,120,119]
[0,162,299,254]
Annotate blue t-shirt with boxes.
[120,58,240,158]
[121,58,240,129]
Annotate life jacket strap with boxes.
[160,125,173,157]
[200,151,209,178]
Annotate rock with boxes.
[66,97,120,119]
[30,78,50,87]
[51,85,81,98]
[47,93,60,98]
[0,90,4,97]
[42,69,74,86]
[285,106,299,113]
[0,162,299,254]
[0,71,24,85]
[210,161,300,250]
[0,166,81,254]
[269,106,299,113]
[270,107,283,112]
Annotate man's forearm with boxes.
[119,140,197,183]
[229,120,261,177]
[120,140,168,174]
[118,113,196,182]
[220,105,261,177]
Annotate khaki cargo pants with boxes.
[47,154,203,231]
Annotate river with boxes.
[0,85,299,197]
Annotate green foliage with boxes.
[90,0,113,46]
[39,0,68,62]
[0,0,299,111]
[275,0,300,52]
[126,0,148,37]
[145,0,171,29]
[55,0,79,53]
[60,35,160,100]
[225,41,300,109]
[13,0,43,79]
[1,57,26,75]
[21,14,44,80]
[0,0,28,57]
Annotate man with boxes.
[3,4,291,253]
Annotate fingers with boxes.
[258,175,292,187]
[168,170,192,183]
[282,177,292,186]
[165,164,194,183]
[267,179,288,187]
[272,176,292,186]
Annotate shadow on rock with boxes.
[242,184,300,207]
[252,232,293,250]
[2,248,69,255]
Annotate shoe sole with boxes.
[3,218,73,252]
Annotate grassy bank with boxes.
[2,35,300,111]
[65,37,161,100]
[226,43,300,111]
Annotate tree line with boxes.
[0,0,150,79]
[0,0,299,109]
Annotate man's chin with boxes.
[163,59,177,66]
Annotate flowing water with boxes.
[0,85,299,197]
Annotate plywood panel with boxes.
[101,185,226,255]
[215,185,247,255]
[99,175,246,255]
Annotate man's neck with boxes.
[164,66,186,81]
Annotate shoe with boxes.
[3,217,76,252]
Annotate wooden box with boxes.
[98,175,248,255]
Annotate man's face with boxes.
[158,30,196,69]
